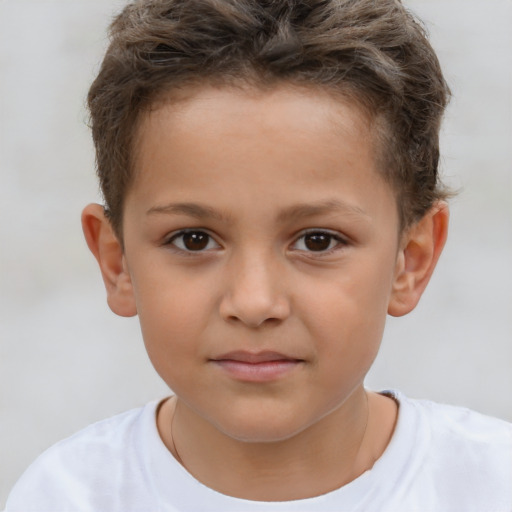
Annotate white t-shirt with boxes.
[4,391,512,512]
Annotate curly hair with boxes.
[88,0,451,236]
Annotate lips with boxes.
[210,351,303,382]
[213,350,301,364]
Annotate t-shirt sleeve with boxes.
[4,447,93,512]
[4,405,154,512]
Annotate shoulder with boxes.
[23,403,149,470]
[389,392,512,511]
[409,394,512,449]
[4,401,161,512]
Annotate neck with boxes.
[157,388,397,501]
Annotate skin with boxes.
[82,85,448,501]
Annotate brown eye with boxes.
[169,231,219,252]
[183,232,209,250]
[292,231,345,253]
[304,233,332,251]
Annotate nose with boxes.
[219,251,291,328]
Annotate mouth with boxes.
[209,351,304,382]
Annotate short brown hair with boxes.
[88,0,451,236]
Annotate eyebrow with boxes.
[146,199,370,223]
[146,202,230,222]
[276,199,370,223]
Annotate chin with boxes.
[211,407,314,444]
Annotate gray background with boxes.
[1,0,511,506]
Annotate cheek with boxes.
[303,263,393,373]
[133,272,214,360]
[305,259,392,327]
[137,289,206,392]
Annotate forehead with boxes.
[136,83,377,151]
[134,84,378,171]
[127,84,397,230]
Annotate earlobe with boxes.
[388,202,449,317]
[81,204,137,317]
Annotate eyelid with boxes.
[165,228,221,253]
[290,228,348,253]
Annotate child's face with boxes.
[121,85,403,441]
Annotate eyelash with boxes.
[292,230,348,255]
[164,229,348,255]
[165,229,220,254]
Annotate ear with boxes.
[81,204,137,317]
[388,202,449,317]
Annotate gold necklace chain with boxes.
[170,396,184,466]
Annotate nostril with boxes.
[220,294,291,328]
[225,313,283,329]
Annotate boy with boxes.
[5,0,511,510]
